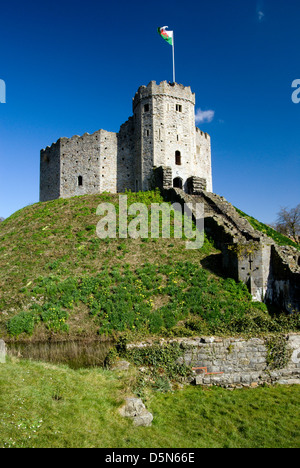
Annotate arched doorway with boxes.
[173,177,183,189]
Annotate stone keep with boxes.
[40,81,213,201]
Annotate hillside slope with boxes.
[235,208,300,251]
[0,191,298,341]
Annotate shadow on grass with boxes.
[200,253,226,279]
[201,253,288,318]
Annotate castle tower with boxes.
[40,81,212,202]
[132,81,212,193]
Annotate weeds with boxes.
[6,260,300,338]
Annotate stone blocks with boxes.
[127,335,300,388]
[40,81,213,201]
[0,340,6,364]
[119,398,153,427]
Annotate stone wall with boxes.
[153,166,173,191]
[99,130,118,193]
[128,334,300,387]
[40,141,61,202]
[40,125,137,199]
[60,132,102,198]
[184,334,300,387]
[267,245,300,313]
[0,339,6,364]
[117,118,136,192]
[133,85,155,191]
[195,129,212,192]
[40,81,213,202]
[187,176,207,194]
[132,81,212,193]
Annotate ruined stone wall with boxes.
[153,166,173,191]
[185,334,300,387]
[40,141,61,202]
[267,245,300,313]
[128,334,300,387]
[163,188,300,312]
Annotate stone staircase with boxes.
[163,188,300,313]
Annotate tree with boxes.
[275,204,300,243]
[0,217,4,223]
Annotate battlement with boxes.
[40,81,212,201]
[41,130,106,154]
[132,81,195,110]
[41,139,61,153]
[196,127,210,141]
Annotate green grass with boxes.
[235,207,300,250]
[0,190,215,339]
[1,193,299,449]
[1,191,299,341]
[0,358,299,448]
[5,261,300,340]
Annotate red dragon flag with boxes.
[157,26,174,46]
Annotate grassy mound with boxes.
[235,208,300,250]
[0,191,298,341]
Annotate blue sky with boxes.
[0,0,299,223]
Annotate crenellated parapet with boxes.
[40,81,212,200]
[195,127,210,141]
[41,139,61,154]
[41,130,104,154]
[133,81,195,111]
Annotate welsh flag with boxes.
[157,26,173,46]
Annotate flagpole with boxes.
[172,33,175,83]
[158,26,176,83]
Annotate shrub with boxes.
[126,341,191,379]
[41,305,69,332]
[266,335,291,370]
[7,311,39,337]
